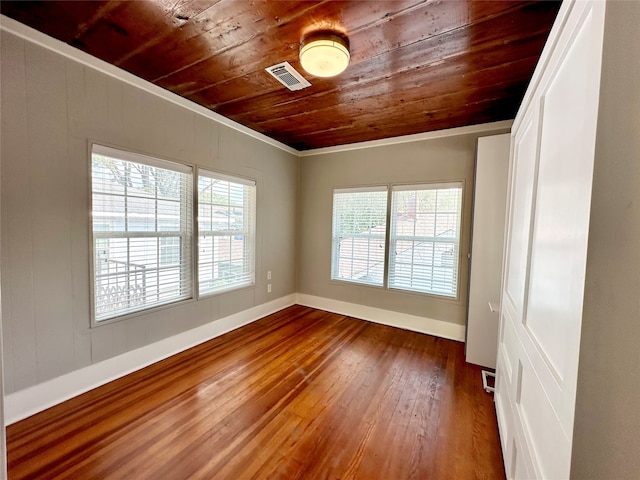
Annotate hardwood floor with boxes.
[7,306,505,479]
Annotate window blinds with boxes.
[388,183,463,297]
[91,144,193,322]
[197,169,256,296]
[331,187,388,286]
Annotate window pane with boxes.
[389,184,462,297]
[92,194,125,232]
[129,237,158,269]
[198,170,256,296]
[331,188,388,286]
[91,145,193,322]
[160,237,181,266]
[156,169,181,200]
[127,196,156,231]
[158,199,181,231]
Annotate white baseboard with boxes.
[295,293,466,342]
[4,294,296,425]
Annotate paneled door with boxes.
[494,1,606,478]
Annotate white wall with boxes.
[0,30,299,395]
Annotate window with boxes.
[389,183,463,297]
[197,170,256,296]
[331,187,388,286]
[330,182,463,298]
[91,144,193,322]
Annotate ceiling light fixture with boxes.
[300,32,350,78]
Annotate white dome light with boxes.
[300,34,350,78]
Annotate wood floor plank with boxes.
[7,305,505,479]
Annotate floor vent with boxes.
[265,62,311,91]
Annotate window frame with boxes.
[330,185,389,287]
[329,181,465,302]
[89,143,196,327]
[388,181,464,299]
[196,167,257,298]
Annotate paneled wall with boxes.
[0,31,298,394]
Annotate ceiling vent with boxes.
[265,62,311,91]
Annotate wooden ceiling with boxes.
[1,1,561,151]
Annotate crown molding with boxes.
[299,120,513,157]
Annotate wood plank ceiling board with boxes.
[0,0,561,151]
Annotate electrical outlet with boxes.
[267,283,272,293]
[267,270,272,280]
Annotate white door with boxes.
[466,134,509,368]
[495,1,606,478]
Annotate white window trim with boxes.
[89,143,196,327]
[92,144,192,174]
